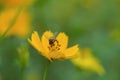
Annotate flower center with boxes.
[48,39,61,52]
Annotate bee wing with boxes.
[44,32,58,40]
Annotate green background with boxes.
[0,0,120,80]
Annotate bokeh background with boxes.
[0,0,120,80]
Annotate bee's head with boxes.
[49,38,55,45]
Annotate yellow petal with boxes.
[28,31,48,57]
[71,48,105,75]
[41,31,54,53]
[49,52,65,60]
[64,44,79,59]
[56,32,68,52]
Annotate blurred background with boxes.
[0,0,120,80]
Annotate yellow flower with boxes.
[28,31,79,61]
[0,8,31,37]
[71,48,105,75]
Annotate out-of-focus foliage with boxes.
[1,0,33,7]
[0,0,120,80]
[17,45,29,69]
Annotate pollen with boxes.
[48,39,61,52]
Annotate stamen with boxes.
[48,39,61,52]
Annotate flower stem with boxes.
[43,61,50,80]
[21,67,25,80]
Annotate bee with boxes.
[49,32,58,46]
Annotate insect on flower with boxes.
[28,31,79,61]
[48,32,58,46]
[47,32,61,51]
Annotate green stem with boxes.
[43,61,50,80]
[20,67,25,80]
[0,6,24,43]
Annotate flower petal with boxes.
[56,32,68,52]
[41,31,54,53]
[28,31,48,57]
[49,52,65,60]
[64,44,79,59]
[71,48,105,75]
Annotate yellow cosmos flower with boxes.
[71,48,105,75]
[0,8,31,37]
[28,31,79,61]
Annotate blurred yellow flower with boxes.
[1,0,33,7]
[0,8,31,37]
[28,31,79,61]
[71,48,105,75]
